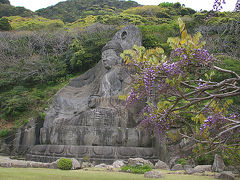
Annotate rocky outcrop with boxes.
[144,171,164,178]
[0,156,81,169]
[171,164,183,171]
[215,171,235,180]
[154,160,170,170]
[184,165,195,174]
[127,158,153,167]
[25,25,157,164]
[213,154,225,172]
[194,165,212,173]
[113,160,125,168]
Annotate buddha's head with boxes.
[101,40,123,70]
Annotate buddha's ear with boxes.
[121,31,127,40]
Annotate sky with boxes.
[9,0,236,12]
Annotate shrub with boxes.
[138,22,178,54]
[176,158,187,166]
[0,129,10,137]
[69,23,116,72]
[0,17,11,31]
[195,153,214,165]
[121,164,152,174]
[57,158,72,170]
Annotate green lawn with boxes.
[0,168,218,180]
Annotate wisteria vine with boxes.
[121,18,240,151]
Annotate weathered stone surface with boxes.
[24,25,156,164]
[169,156,180,168]
[0,162,12,167]
[225,166,239,174]
[82,162,94,168]
[71,158,81,170]
[11,160,28,168]
[215,171,235,180]
[95,163,107,168]
[194,165,212,173]
[27,145,156,164]
[113,160,125,168]
[171,164,183,171]
[49,160,59,169]
[0,156,53,168]
[184,165,195,174]
[106,165,114,171]
[144,171,164,178]
[154,160,170,170]
[213,154,226,172]
[128,158,153,167]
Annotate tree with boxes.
[0,17,11,31]
[0,0,10,5]
[121,18,240,164]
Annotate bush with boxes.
[69,23,116,72]
[138,22,178,54]
[121,164,152,174]
[0,86,30,117]
[57,158,72,170]
[176,158,187,166]
[0,129,10,137]
[0,17,11,31]
[195,153,214,165]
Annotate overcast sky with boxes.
[9,0,236,12]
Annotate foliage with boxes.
[0,30,69,87]
[0,4,34,18]
[121,165,152,174]
[212,55,240,82]
[67,15,97,28]
[36,0,139,23]
[196,12,240,58]
[194,153,214,165]
[0,86,30,117]
[123,4,195,19]
[138,22,178,54]
[0,0,10,4]
[176,158,187,166]
[95,13,168,26]
[0,23,116,126]
[57,158,72,170]
[69,23,117,71]
[121,18,240,163]
[0,17,12,31]
[123,5,166,17]
[158,2,195,16]
[0,129,10,137]
[158,2,176,8]
[7,16,64,31]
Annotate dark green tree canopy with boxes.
[0,0,10,5]
[36,0,139,22]
[0,17,11,31]
[0,4,34,18]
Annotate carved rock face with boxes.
[26,25,156,164]
[102,49,122,70]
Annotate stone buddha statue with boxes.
[25,25,156,164]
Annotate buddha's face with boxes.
[102,49,121,70]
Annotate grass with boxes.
[0,168,219,180]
